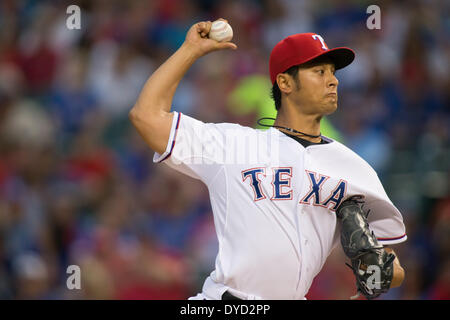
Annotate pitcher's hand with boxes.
[182,19,237,58]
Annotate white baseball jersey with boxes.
[153,111,407,300]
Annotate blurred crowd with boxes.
[0,0,448,300]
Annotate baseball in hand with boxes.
[208,20,233,42]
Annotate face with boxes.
[279,58,339,115]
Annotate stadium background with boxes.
[0,0,448,299]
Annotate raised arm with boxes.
[129,19,237,154]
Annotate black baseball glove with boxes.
[336,197,395,300]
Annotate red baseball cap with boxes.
[269,33,355,85]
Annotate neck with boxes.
[274,107,322,143]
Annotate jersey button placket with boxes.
[298,151,311,296]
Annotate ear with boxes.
[276,73,293,94]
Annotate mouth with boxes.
[326,93,337,100]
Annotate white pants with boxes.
[188,293,208,300]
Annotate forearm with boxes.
[131,43,199,117]
[385,247,405,288]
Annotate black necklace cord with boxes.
[257,117,322,139]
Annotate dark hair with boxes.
[270,65,300,111]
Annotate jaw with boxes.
[321,96,338,115]
[315,101,338,116]
[288,94,338,116]
[326,103,338,115]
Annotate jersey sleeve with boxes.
[153,111,243,184]
[363,174,407,245]
[331,141,408,246]
[366,199,407,245]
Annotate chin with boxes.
[323,103,338,115]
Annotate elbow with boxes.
[128,105,168,137]
[129,106,149,130]
[129,104,165,127]
[128,107,152,138]
[129,106,140,126]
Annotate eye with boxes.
[316,69,325,75]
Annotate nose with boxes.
[328,72,339,89]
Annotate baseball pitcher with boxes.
[129,19,406,300]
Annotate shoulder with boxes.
[181,113,253,130]
[325,138,379,176]
[213,121,255,132]
[180,113,263,138]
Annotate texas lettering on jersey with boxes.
[242,167,347,211]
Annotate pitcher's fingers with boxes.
[204,21,212,36]
[216,18,229,24]
[196,22,206,36]
[197,21,212,38]
[216,42,237,51]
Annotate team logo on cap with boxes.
[312,34,328,50]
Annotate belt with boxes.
[221,291,242,300]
